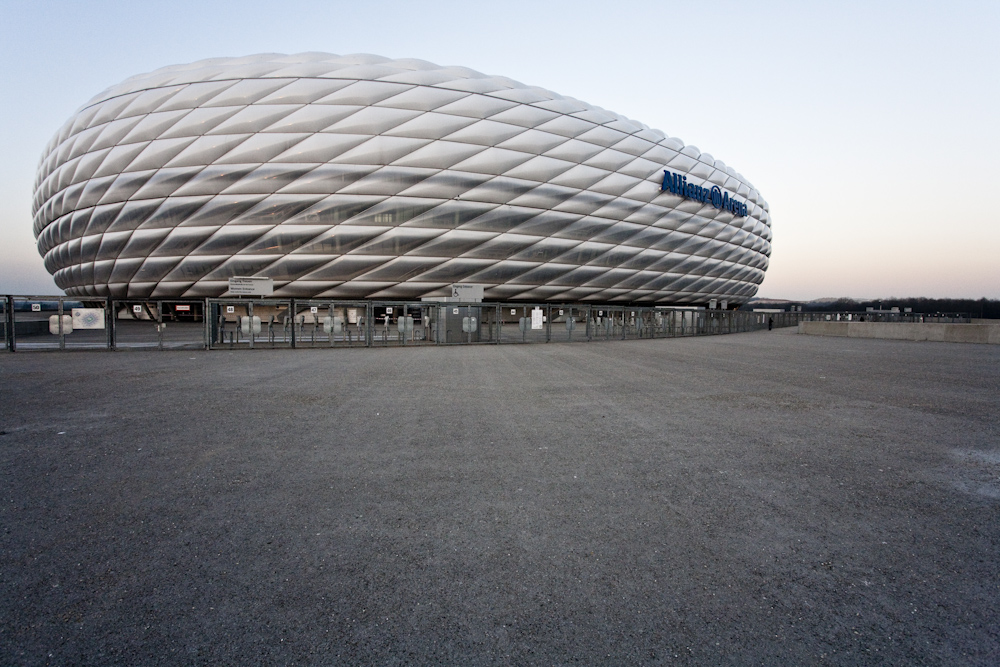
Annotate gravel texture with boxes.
[1,329,998,665]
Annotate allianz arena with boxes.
[33,53,771,305]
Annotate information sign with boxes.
[531,307,544,330]
[450,284,484,302]
[72,308,105,330]
[228,276,274,296]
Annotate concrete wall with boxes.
[798,321,1000,344]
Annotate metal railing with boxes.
[0,294,970,352]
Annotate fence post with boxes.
[203,298,211,349]
[494,303,501,344]
[366,301,373,347]
[108,299,116,350]
[156,300,164,350]
[4,295,13,352]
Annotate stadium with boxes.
[32,53,771,306]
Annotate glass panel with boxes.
[330,136,431,166]
[441,119,525,146]
[94,231,132,261]
[105,199,163,233]
[138,195,213,229]
[278,165,376,195]
[504,156,576,183]
[313,80,413,106]
[133,257,182,282]
[203,256,278,280]
[89,116,145,152]
[221,164,319,194]
[240,227,325,254]
[179,195,265,227]
[232,195,325,225]
[201,79,294,107]
[407,229,495,257]
[192,226,273,255]
[509,238,580,262]
[508,184,576,209]
[382,112,477,139]
[255,78,353,104]
[131,166,203,200]
[157,81,240,112]
[261,104,360,133]
[150,226,218,256]
[119,110,189,144]
[257,255,329,280]
[206,105,301,135]
[496,129,567,154]
[390,140,486,170]
[270,132,369,163]
[91,142,149,179]
[448,147,533,175]
[357,257,444,281]
[396,170,492,199]
[351,228,444,255]
[303,255,389,280]
[118,228,171,258]
[369,86,466,111]
[403,201,495,229]
[433,95,517,119]
[158,106,242,139]
[575,125,628,148]
[293,225,387,255]
[215,133,309,164]
[164,134,252,168]
[335,167,435,196]
[97,170,156,205]
[324,106,422,135]
[343,198,437,226]
[117,87,186,119]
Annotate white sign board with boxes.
[72,308,106,330]
[228,276,274,296]
[450,283,484,302]
[49,314,73,335]
[531,307,544,330]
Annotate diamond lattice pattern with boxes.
[32,53,772,303]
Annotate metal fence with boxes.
[0,295,971,352]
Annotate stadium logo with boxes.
[661,170,748,217]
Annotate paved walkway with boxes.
[2,330,998,664]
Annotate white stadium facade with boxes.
[32,53,771,306]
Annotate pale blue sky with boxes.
[1,0,997,299]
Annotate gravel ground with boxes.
[1,329,998,665]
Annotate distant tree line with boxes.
[745,298,998,318]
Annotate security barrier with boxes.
[0,295,970,352]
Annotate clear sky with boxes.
[1,0,997,300]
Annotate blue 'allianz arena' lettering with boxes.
[661,170,747,217]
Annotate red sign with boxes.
[175,305,191,312]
